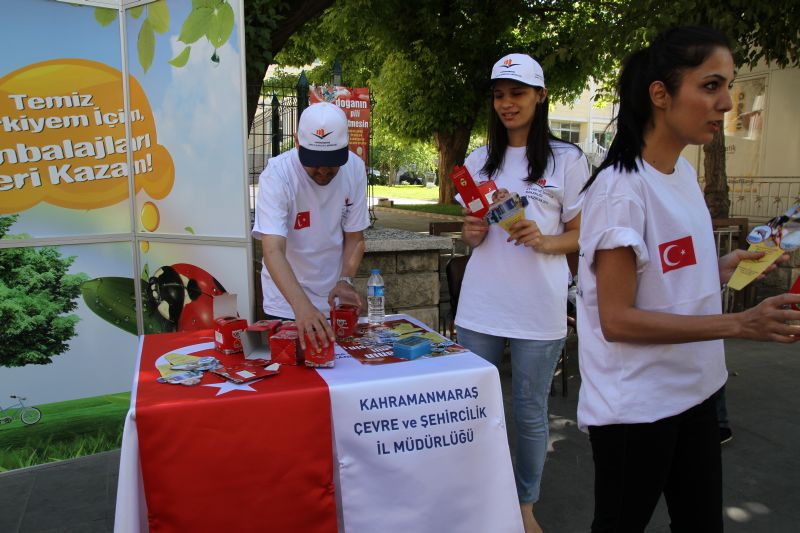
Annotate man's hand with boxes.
[328,281,363,314]
[293,300,334,352]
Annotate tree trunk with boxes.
[703,129,730,219]
[434,126,473,204]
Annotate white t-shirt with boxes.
[576,157,727,430]
[454,142,589,340]
[252,148,370,318]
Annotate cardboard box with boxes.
[213,294,247,354]
[303,335,335,368]
[450,165,497,218]
[240,320,282,360]
[269,329,302,365]
[331,304,359,338]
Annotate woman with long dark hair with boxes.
[457,53,589,533]
[577,27,800,532]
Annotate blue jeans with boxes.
[456,325,564,504]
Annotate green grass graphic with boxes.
[0,392,130,472]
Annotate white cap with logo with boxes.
[297,102,350,167]
[490,53,545,88]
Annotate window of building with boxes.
[551,121,581,144]
[593,130,614,148]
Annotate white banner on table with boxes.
[319,352,523,533]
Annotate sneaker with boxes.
[719,427,733,445]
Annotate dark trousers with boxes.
[588,395,722,533]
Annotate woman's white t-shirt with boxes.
[455,142,589,340]
[576,157,727,430]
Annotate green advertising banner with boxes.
[0,0,250,470]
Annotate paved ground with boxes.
[2,206,798,532]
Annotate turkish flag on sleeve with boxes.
[658,235,697,273]
[294,211,311,230]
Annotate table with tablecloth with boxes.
[114,315,522,532]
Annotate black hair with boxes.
[582,26,732,192]
[481,86,568,183]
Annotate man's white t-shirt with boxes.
[455,142,589,340]
[576,157,727,430]
[252,148,369,318]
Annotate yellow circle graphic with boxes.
[141,201,160,232]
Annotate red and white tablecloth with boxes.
[114,315,522,532]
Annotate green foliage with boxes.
[93,0,237,74]
[94,7,117,26]
[244,0,293,84]
[372,133,437,184]
[138,20,156,73]
[0,216,87,368]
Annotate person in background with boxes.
[457,53,590,533]
[576,26,800,532]
[252,102,369,350]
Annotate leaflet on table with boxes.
[211,361,280,384]
[728,204,800,290]
[336,318,467,365]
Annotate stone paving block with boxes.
[396,251,438,273]
[357,253,396,276]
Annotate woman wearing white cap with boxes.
[456,53,590,532]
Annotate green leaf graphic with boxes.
[207,2,234,49]
[192,0,219,7]
[184,226,196,234]
[179,7,213,44]
[147,0,170,34]
[130,6,144,19]
[168,46,192,67]
[141,263,150,282]
[138,20,156,73]
[94,8,117,26]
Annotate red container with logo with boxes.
[303,334,335,368]
[331,304,359,339]
[214,316,248,354]
[269,329,301,365]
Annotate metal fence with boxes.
[247,81,306,212]
[699,176,800,223]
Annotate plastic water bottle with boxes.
[367,268,385,325]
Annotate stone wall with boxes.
[358,229,451,330]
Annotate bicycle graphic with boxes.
[0,395,42,426]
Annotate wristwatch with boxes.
[338,276,354,287]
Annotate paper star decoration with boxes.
[203,379,263,396]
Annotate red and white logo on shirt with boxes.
[294,211,311,230]
[658,235,697,273]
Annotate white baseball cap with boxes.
[491,53,545,88]
[297,102,349,167]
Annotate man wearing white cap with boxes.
[253,101,369,349]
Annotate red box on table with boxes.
[241,319,282,360]
[331,304,359,339]
[269,329,302,365]
[303,334,335,368]
[213,294,248,354]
